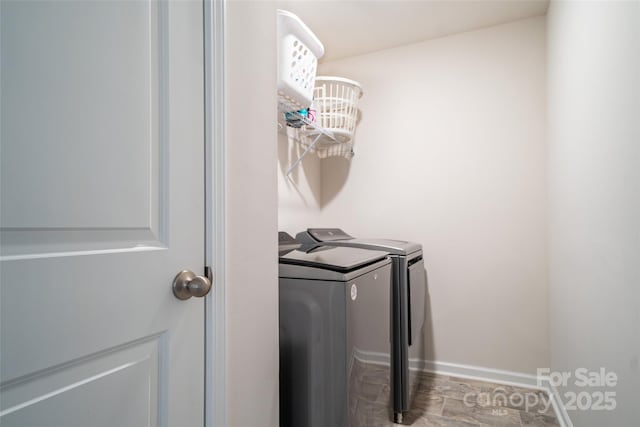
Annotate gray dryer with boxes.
[296,228,426,423]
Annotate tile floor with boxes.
[350,359,560,427]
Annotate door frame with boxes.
[204,0,226,426]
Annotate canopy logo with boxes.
[462,387,552,414]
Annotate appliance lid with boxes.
[299,228,422,255]
[279,246,388,272]
[344,238,422,255]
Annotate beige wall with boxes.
[279,17,549,375]
[547,1,640,425]
[226,1,279,426]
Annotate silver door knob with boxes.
[172,270,212,300]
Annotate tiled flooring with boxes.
[350,359,560,427]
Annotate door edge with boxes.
[204,0,227,426]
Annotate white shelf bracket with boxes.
[284,113,338,177]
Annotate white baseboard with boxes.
[352,347,391,366]
[413,359,544,390]
[539,379,574,427]
[352,349,572,427]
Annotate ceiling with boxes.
[276,0,549,62]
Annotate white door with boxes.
[0,0,206,426]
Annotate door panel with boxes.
[1,335,163,427]
[1,0,166,256]
[0,1,205,426]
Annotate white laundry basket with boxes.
[312,76,363,142]
[277,10,324,112]
[298,76,363,158]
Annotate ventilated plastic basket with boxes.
[312,76,363,143]
[277,10,324,112]
[297,76,363,158]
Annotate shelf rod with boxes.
[286,132,323,177]
[297,114,336,141]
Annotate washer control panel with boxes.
[307,228,353,242]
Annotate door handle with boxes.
[172,270,212,300]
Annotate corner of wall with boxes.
[546,2,640,425]
[225,2,279,426]
[277,128,323,234]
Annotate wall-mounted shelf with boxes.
[281,111,352,177]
